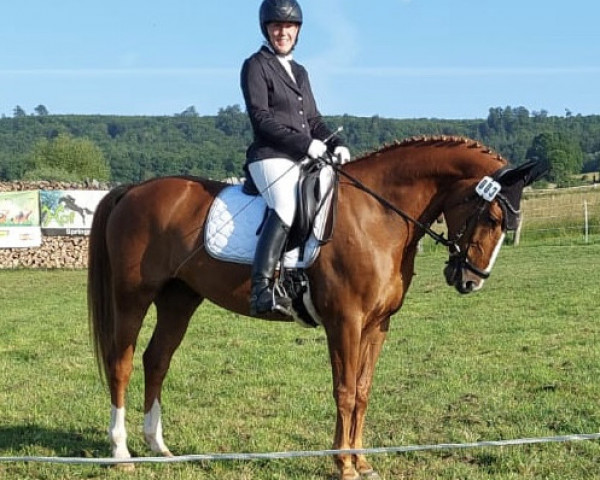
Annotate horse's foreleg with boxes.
[328,322,362,480]
[143,281,202,455]
[351,322,388,479]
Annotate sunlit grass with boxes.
[1,244,599,479]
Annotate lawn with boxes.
[1,244,599,479]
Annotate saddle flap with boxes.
[288,163,337,251]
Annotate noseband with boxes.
[445,171,520,280]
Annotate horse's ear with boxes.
[496,161,547,187]
[493,161,548,230]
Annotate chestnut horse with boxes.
[88,136,542,480]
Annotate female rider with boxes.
[241,0,350,316]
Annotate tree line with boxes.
[1,105,599,186]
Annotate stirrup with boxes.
[272,282,292,315]
[250,284,292,316]
[271,299,293,316]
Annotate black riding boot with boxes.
[250,209,292,316]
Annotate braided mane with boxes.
[355,135,506,164]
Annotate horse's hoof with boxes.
[341,474,360,480]
[115,462,135,472]
[339,468,361,480]
[360,469,381,479]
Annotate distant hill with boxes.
[1,105,599,183]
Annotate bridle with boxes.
[326,158,518,281]
[444,170,521,281]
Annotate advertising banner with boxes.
[0,226,43,248]
[40,190,109,235]
[0,191,42,248]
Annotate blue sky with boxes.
[1,0,599,119]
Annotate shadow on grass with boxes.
[0,425,107,458]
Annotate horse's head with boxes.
[443,161,545,294]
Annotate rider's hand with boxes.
[307,139,327,159]
[333,146,351,165]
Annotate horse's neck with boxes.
[349,153,451,218]
[348,145,496,230]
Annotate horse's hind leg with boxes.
[143,280,202,455]
[108,290,154,463]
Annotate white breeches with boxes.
[248,158,300,228]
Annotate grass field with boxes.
[519,186,600,245]
[1,244,599,479]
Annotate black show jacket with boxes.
[241,46,343,165]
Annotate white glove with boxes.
[333,146,351,165]
[307,139,327,159]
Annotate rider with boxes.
[241,0,350,316]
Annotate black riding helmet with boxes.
[259,0,303,41]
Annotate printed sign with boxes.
[0,191,42,247]
[40,190,108,235]
[0,226,43,248]
[0,191,40,227]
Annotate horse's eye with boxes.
[485,214,501,227]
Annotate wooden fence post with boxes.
[514,214,523,247]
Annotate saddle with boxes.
[204,160,338,328]
[243,159,338,255]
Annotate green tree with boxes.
[34,104,49,116]
[24,133,110,181]
[177,106,199,117]
[526,132,583,186]
[215,104,250,137]
[13,105,26,117]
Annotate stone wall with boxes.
[0,181,113,270]
[0,236,89,269]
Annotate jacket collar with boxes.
[258,46,303,93]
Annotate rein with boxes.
[323,157,459,251]
[323,157,515,281]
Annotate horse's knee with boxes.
[355,385,370,410]
[333,385,356,414]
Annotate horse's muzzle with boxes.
[444,258,485,294]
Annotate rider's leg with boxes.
[247,158,299,315]
[250,208,292,315]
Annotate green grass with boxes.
[1,244,600,479]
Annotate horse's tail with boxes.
[87,184,133,385]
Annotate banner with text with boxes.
[40,190,109,235]
[0,191,42,247]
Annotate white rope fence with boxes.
[2,433,600,465]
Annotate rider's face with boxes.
[266,22,299,55]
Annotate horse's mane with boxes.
[354,135,506,164]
